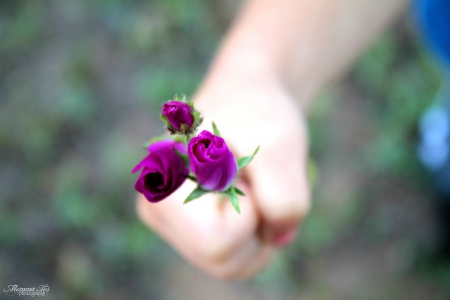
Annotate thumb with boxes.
[247,129,311,247]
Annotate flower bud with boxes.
[161,99,201,135]
[188,130,237,192]
[132,140,189,202]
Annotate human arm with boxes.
[137,0,409,280]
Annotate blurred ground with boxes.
[1,0,450,299]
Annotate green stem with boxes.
[185,174,197,182]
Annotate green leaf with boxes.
[184,186,208,204]
[212,122,221,137]
[173,148,190,166]
[224,187,240,214]
[237,146,260,170]
[234,186,245,196]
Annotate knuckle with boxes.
[266,192,311,226]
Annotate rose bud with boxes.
[188,130,238,192]
[132,140,189,202]
[161,100,201,135]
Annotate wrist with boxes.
[204,47,280,92]
[198,49,316,113]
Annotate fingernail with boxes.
[272,229,297,247]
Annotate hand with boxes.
[136,74,311,280]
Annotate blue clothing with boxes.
[415,0,450,69]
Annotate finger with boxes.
[137,190,228,275]
[136,179,259,267]
[247,127,311,247]
[195,92,311,247]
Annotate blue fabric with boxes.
[415,0,450,69]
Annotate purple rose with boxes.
[188,130,238,192]
[132,140,189,202]
[161,101,194,133]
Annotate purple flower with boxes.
[188,130,238,192]
[132,140,189,202]
[161,101,194,133]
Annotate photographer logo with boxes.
[3,284,49,297]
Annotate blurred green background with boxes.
[1,0,449,299]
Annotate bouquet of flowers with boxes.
[132,96,259,213]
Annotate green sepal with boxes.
[224,187,240,214]
[172,135,185,143]
[173,94,188,102]
[180,123,189,134]
[188,103,203,134]
[162,96,203,136]
[160,112,177,135]
[237,146,260,170]
[184,186,208,204]
[142,141,151,150]
[193,110,202,126]
[234,186,245,196]
[173,148,190,166]
[212,122,221,137]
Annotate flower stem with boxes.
[185,174,197,182]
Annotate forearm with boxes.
[202,0,409,110]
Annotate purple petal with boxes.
[162,101,194,130]
[132,139,189,202]
[197,164,223,191]
[147,139,178,153]
[188,130,238,192]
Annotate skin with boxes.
[137,0,409,280]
